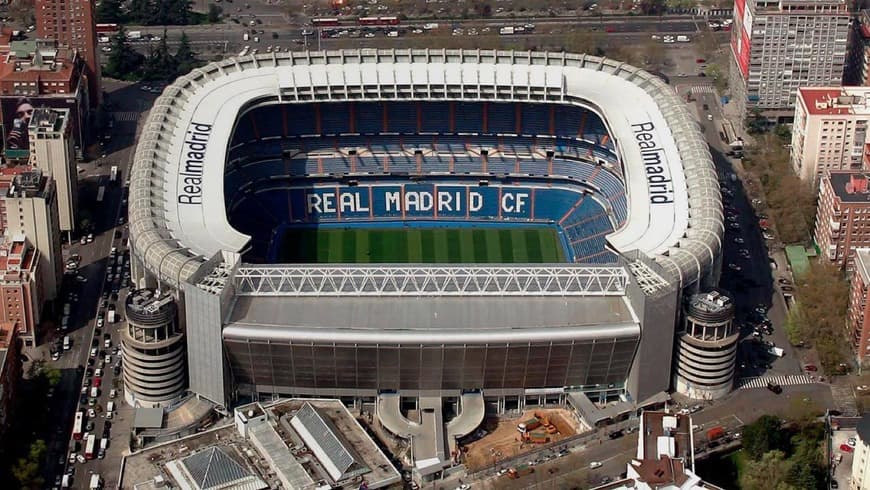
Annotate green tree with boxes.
[785,440,823,489]
[174,32,198,77]
[104,26,145,80]
[11,439,47,489]
[41,367,61,387]
[143,30,177,81]
[742,415,790,460]
[96,0,126,23]
[739,450,796,490]
[207,3,223,23]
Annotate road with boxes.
[32,80,149,490]
[120,16,702,47]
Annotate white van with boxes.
[90,387,99,398]
[106,402,115,419]
[63,335,71,350]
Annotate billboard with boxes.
[0,93,88,161]
[731,0,752,79]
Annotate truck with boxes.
[499,26,515,35]
[768,346,785,357]
[89,474,102,489]
[508,464,534,479]
[85,434,96,460]
[706,426,726,441]
[517,417,541,433]
[127,31,142,40]
[108,309,117,324]
[423,23,439,30]
[676,35,690,42]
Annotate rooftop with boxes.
[687,291,733,314]
[122,398,401,490]
[828,172,870,203]
[799,87,870,116]
[224,295,639,343]
[28,107,67,134]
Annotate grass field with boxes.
[276,227,566,263]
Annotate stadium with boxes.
[128,50,722,435]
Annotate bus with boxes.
[96,186,106,203]
[85,434,96,460]
[311,18,340,27]
[358,16,399,26]
[95,23,119,34]
[72,411,84,440]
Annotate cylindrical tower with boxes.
[122,288,187,407]
[675,290,737,400]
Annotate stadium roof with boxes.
[222,295,639,343]
[131,50,721,290]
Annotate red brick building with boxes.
[814,172,870,271]
[848,249,870,364]
[0,38,89,159]
[35,0,100,107]
[0,322,21,437]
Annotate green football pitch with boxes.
[277,227,566,263]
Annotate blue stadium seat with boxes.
[420,102,449,133]
[520,103,550,136]
[286,104,317,136]
[232,115,256,145]
[386,102,418,133]
[487,103,515,134]
[455,102,484,134]
[256,105,284,139]
[355,102,385,135]
[320,102,351,135]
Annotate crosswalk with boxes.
[737,374,815,390]
[111,111,140,122]
[690,85,716,95]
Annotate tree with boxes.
[174,33,198,77]
[742,415,790,460]
[785,440,823,489]
[784,261,850,371]
[207,3,223,23]
[104,26,145,80]
[739,450,796,490]
[41,367,61,387]
[11,439,47,489]
[143,30,176,81]
[96,0,126,23]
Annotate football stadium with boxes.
[128,50,722,450]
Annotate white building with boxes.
[729,0,850,122]
[791,87,870,183]
[851,415,870,489]
[28,107,78,234]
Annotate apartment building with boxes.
[0,236,42,345]
[0,39,89,159]
[0,168,62,301]
[814,172,870,271]
[846,10,870,86]
[28,108,77,233]
[35,0,100,107]
[729,0,850,122]
[791,87,870,183]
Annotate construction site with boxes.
[461,409,583,470]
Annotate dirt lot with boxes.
[462,408,582,471]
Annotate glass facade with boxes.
[225,337,638,395]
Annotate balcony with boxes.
[831,219,841,232]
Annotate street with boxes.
[31,80,146,490]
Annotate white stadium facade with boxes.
[128,49,723,422]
